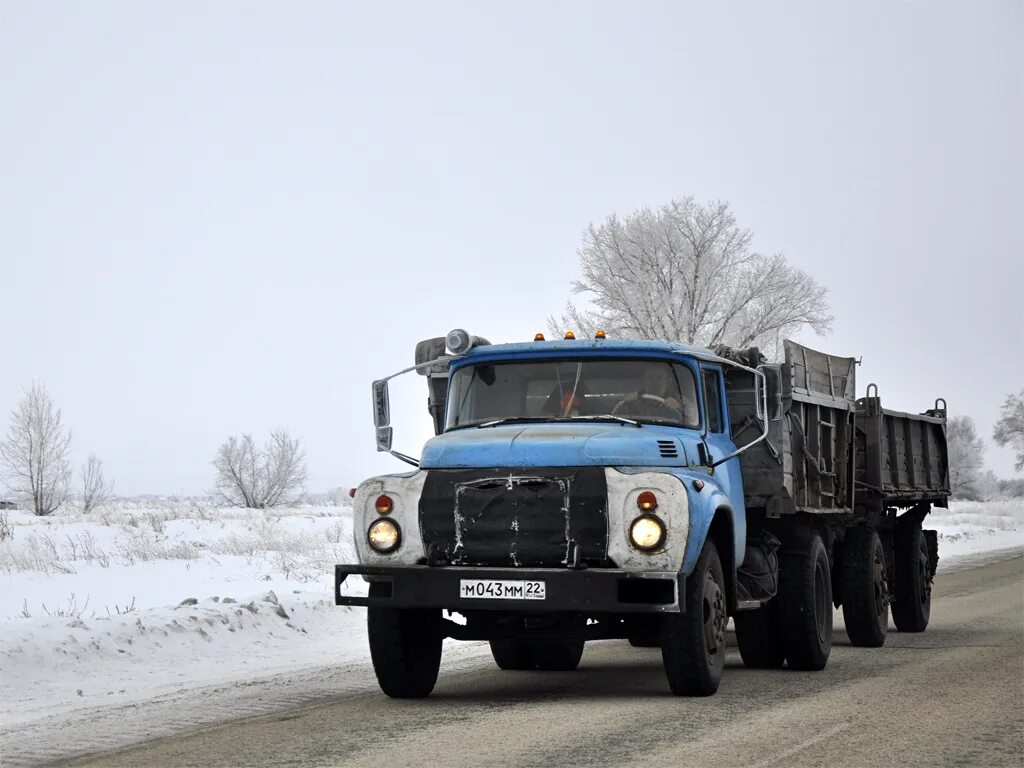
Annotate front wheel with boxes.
[661,540,727,696]
[368,605,443,698]
[780,533,833,671]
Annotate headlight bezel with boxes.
[367,517,402,553]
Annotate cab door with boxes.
[699,364,745,507]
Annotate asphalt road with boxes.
[68,556,1023,768]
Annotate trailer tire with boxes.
[489,640,535,670]
[734,600,786,668]
[368,605,443,698]
[780,534,832,671]
[531,640,585,671]
[661,540,727,696]
[840,527,889,647]
[892,521,931,632]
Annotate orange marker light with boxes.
[534,333,545,341]
[374,494,394,515]
[637,491,658,511]
[564,331,576,340]
[595,330,606,339]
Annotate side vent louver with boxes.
[657,440,679,458]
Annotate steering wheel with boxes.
[612,394,678,419]
[638,394,667,405]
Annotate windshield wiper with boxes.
[471,414,641,429]
[476,416,549,428]
[568,414,642,428]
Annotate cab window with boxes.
[702,369,723,433]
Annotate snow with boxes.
[0,498,1021,751]
[928,499,1024,567]
[0,502,371,729]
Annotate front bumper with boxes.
[335,564,683,613]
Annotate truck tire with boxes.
[367,605,443,698]
[661,540,727,696]
[780,534,832,671]
[892,521,931,632]
[628,616,661,647]
[489,639,535,670]
[734,599,786,668]
[628,635,660,648]
[840,527,889,647]
[531,640,585,671]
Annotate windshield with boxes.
[446,358,701,430]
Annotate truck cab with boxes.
[337,330,774,698]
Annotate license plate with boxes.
[459,579,546,600]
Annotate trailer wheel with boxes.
[489,639,536,670]
[780,534,832,671]
[840,527,889,647]
[531,640,585,671]
[661,540,727,696]
[892,521,931,632]
[368,605,443,698]
[734,599,786,668]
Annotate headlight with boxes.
[368,518,401,553]
[629,515,666,551]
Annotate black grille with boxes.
[657,440,678,458]
[419,467,608,567]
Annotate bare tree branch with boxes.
[549,197,833,356]
[947,416,986,500]
[0,383,72,516]
[212,430,308,508]
[80,455,114,514]
[992,390,1024,472]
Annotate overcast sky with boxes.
[1,2,1021,495]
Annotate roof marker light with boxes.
[564,331,576,340]
[595,330,606,339]
[534,333,545,341]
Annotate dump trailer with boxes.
[335,331,948,697]
[724,340,947,660]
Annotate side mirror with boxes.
[372,379,392,452]
[760,365,784,422]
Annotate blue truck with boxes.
[336,329,949,697]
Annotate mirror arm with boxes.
[388,450,420,468]
[710,366,770,468]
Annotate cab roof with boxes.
[459,338,736,367]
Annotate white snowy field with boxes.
[0,498,1021,736]
[0,501,371,729]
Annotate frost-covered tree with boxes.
[549,197,832,355]
[80,455,114,513]
[213,430,308,508]
[992,390,1024,472]
[947,416,985,500]
[0,383,72,516]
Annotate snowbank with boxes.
[0,498,1021,735]
[0,502,370,728]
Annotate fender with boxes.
[681,487,741,578]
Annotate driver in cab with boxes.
[614,364,696,423]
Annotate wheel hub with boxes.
[703,574,727,659]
